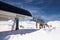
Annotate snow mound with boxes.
[4,21,60,40]
[47,21,60,27]
[4,29,60,40]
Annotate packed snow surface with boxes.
[1,21,60,40]
[47,21,60,27]
[4,28,60,40]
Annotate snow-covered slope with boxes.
[0,20,13,32]
[19,21,36,29]
[47,21,60,27]
[4,28,60,40]
[1,21,60,40]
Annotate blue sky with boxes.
[0,0,60,22]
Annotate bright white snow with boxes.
[2,21,60,40]
[4,28,60,40]
[47,21,60,27]
[0,20,13,32]
[19,21,36,29]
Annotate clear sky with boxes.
[0,0,60,22]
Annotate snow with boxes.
[4,28,60,40]
[47,21,60,27]
[1,20,60,40]
[0,21,13,32]
[19,21,36,29]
